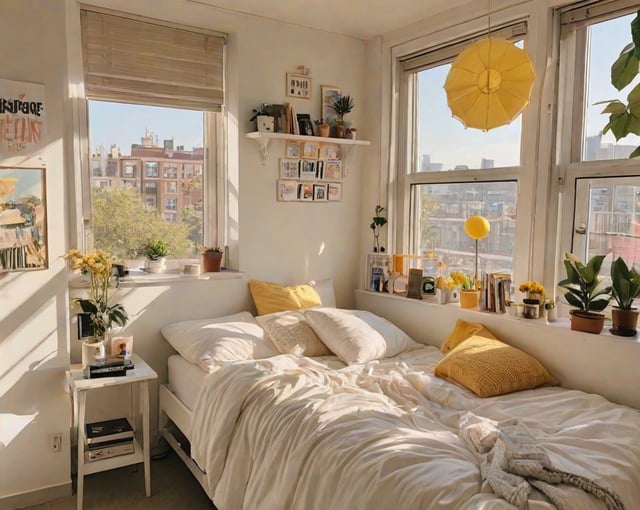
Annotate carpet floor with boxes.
[21,449,216,510]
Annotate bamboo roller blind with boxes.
[81,9,225,111]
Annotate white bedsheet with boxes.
[189,346,640,510]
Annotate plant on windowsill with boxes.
[596,9,640,158]
[143,239,168,273]
[370,205,387,253]
[609,256,640,336]
[557,253,611,334]
[200,246,224,273]
[450,271,480,309]
[328,94,355,138]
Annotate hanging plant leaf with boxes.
[632,11,640,59]
[611,46,638,91]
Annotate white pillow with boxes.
[160,311,278,372]
[303,308,419,364]
[256,310,332,357]
[308,279,336,308]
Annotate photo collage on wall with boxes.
[277,140,342,202]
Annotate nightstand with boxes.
[66,353,158,510]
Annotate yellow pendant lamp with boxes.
[444,37,535,130]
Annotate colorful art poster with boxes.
[0,78,46,160]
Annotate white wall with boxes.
[0,0,368,505]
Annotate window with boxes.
[397,21,528,279]
[558,2,640,269]
[80,8,226,263]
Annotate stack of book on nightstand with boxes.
[84,417,135,462]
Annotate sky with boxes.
[88,101,204,155]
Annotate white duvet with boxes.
[189,346,640,510]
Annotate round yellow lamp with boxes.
[464,215,490,286]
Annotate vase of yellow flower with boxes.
[451,271,480,309]
[519,280,545,318]
[62,249,128,360]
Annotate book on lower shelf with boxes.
[84,437,135,462]
[85,417,134,445]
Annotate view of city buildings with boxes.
[89,129,204,224]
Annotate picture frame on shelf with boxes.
[285,140,300,158]
[264,104,286,133]
[323,159,342,180]
[301,141,319,159]
[286,73,311,99]
[321,85,341,125]
[296,114,314,136]
[299,160,317,180]
[277,180,299,202]
[313,183,327,201]
[279,158,300,179]
[327,182,342,201]
[319,143,341,160]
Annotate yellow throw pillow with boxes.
[249,279,322,316]
[440,318,497,353]
[434,335,557,398]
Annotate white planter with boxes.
[145,257,166,273]
[82,337,106,368]
[257,115,274,132]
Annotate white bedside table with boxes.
[66,353,158,510]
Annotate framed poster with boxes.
[0,78,46,160]
[286,73,311,99]
[327,182,342,201]
[313,184,327,201]
[0,166,48,271]
[277,180,299,202]
[279,158,300,179]
[321,85,341,124]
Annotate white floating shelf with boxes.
[246,131,370,166]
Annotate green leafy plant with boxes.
[144,240,168,260]
[328,95,355,124]
[249,104,270,122]
[370,205,387,252]
[610,256,640,310]
[596,10,640,158]
[200,246,223,253]
[558,253,611,314]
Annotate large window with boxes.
[558,3,640,271]
[80,8,225,264]
[399,22,527,279]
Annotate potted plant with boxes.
[450,271,480,309]
[315,118,330,137]
[609,256,640,336]
[328,94,354,138]
[144,240,168,273]
[558,253,611,334]
[201,246,223,273]
[249,104,274,132]
[370,205,387,253]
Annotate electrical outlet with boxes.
[50,433,62,453]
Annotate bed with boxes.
[158,297,640,509]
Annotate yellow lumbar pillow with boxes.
[248,279,322,316]
[434,335,557,398]
[440,318,497,353]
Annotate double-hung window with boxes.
[79,9,226,264]
[396,21,531,280]
[557,1,640,273]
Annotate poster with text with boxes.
[0,78,46,162]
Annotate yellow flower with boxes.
[519,280,545,296]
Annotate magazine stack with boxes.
[84,417,134,462]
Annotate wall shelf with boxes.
[246,131,370,166]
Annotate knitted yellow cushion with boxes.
[440,318,497,353]
[248,279,322,316]
[434,335,557,397]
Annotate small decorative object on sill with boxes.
[544,299,557,323]
[522,302,539,319]
[459,289,481,309]
[346,128,357,140]
[143,239,168,274]
[558,252,610,334]
[407,268,424,299]
[200,246,223,273]
[370,205,388,253]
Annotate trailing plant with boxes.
[610,256,640,310]
[596,10,640,158]
[557,253,611,314]
[144,239,168,260]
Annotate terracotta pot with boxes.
[569,310,605,334]
[201,251,223,272]
[611,308,639,336]
[335,124,346,138]
[459,289,480,309]
[318,123,330,137]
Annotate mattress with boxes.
[167,354,209,411]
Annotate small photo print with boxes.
[327,182,342,201]
[111,336,133,360]
[298,183,314,201]
[323,159,342,180]
[278,180,299,201]
[299,160,317,180]
[319,143,341,160]
[279,158,300,179]
[302,142,319,159]
[313,184,327,200]
[285,140,300,158]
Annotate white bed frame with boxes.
[158,383,210,496]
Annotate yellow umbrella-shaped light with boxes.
[444,38,535,131]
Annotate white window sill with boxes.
[69,269,246,288]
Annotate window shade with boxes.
[560,0,639,32]
[400,21,528,73]
[81,9,225,111]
